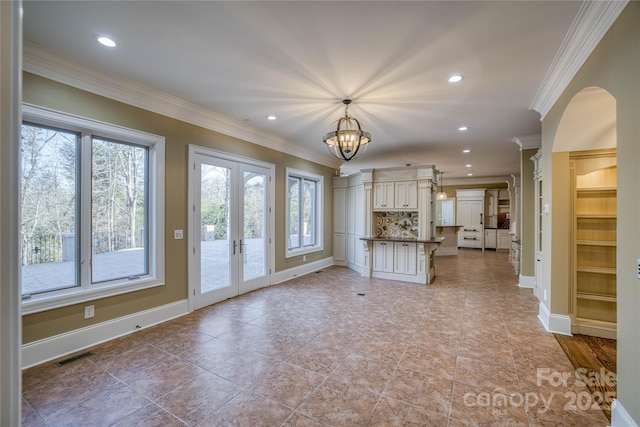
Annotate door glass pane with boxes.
[20,124,79,295]
[92,138,148,283]
[200,164,231,292]
[288,177,300,249]
[243,172,266,281]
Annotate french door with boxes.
[188,146,273,311]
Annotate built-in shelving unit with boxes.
[570,149,617,339]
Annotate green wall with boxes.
[540,3,639,423]
[22,72,337,343]
[519,148,537,278]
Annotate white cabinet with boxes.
[333,176,365,271]
[485,189,498,228]
[372,241,417,276]
[372,241,394,273]
[373,181,417,210]
[497,230,511,250]
[394,181,417,209]
[333,187,347,263]
[457,196,484,248]
[394,242,417,275]
[458,200,484,228]
[373,182,395,209]
[484,229,497,249]
[360,165,439,284]
[346,185,365,269]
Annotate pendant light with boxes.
[436,172,448,200]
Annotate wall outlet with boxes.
[174,229,183,240]
[84,305,95,319]
[303,255,307,262]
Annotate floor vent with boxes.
[57,351,94,366]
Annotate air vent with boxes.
[57,351,94,366]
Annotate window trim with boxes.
[285,167,323,258]
[21,104,165,315]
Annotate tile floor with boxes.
[22,249,610,426]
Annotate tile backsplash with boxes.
[375,211,419,238]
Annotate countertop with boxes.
[436,225,463,228]
[360,236,445,244]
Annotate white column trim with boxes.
[0,1,23,425]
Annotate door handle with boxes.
[233,240,237,255]
[239,239,243,254]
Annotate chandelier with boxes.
[436,172,448,200]
[323,99,371,162]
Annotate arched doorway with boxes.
[552,86,617,339]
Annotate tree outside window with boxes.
[286,168,322,257]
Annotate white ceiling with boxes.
[22,1,583,180]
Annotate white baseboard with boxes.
[273,257,333,284]
[22,299,189,369]
[518,275,535,289]
[538,302,572,336]
[572,321,617,340]
[612,399,639,427]
[346,263,364,275]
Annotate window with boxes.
[286,168,323,257]
[21,104,164,314]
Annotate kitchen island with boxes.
[360,237,444,284]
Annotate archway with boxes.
[547,85,618,419]
[553,86,616,153]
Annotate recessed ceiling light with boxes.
[467,173,473,176]
[266,115,277,121]
[96,36,116,48]
[448,74,464,83]
[465,164,472,168]
[458,126,469,131]
[463,149,471,153]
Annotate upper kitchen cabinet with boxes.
[373,182,395,210]
[394,181,418,209]
[373,180,417,211]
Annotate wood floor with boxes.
[22,250,609,426]
[555,333,617,421]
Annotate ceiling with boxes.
[22,1,583,180]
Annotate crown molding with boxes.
[446,176,514,186]
[529,0,628,120]
[512,134,541,151]
[23,41,341,170]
